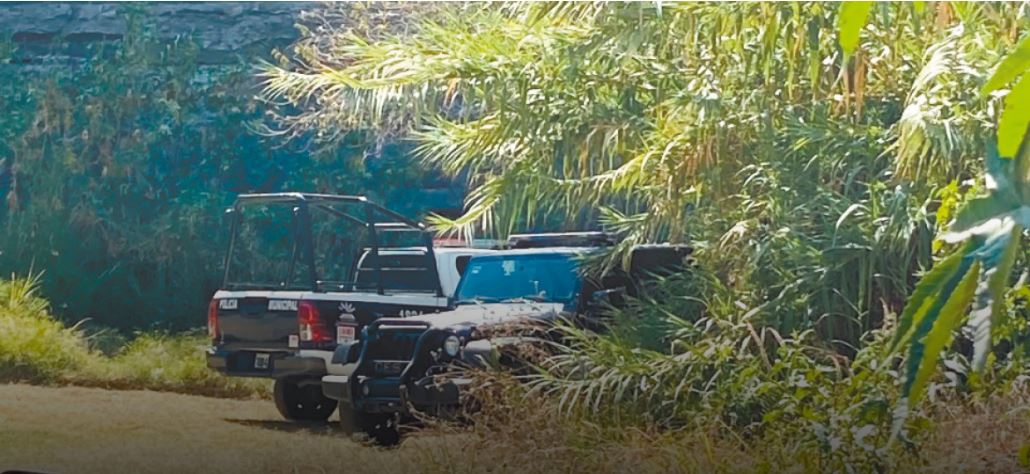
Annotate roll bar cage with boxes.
[221,193,443,297]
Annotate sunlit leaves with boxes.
[837,2,873,57]
[967,225,1019,371]
[996,72,1030,158]
[903,256,978,403]
[893,141,1024,411]
[983,34,1030,158]
[943,145,1021,242]
[893,213,1018,404]
[982,35,1030,94]
[888,240,974,355]
[891,30,1030,411]
[893,27,994,182]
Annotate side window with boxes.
[455,255,472,277]
[225,203,309,290]
[354,253,437,292]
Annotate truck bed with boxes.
[213,289,449,353]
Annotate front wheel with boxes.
[339,405,401,446]
[273,378,337,422]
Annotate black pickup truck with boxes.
[205,193,490,422]
[321,232,691,444]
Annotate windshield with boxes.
[454,253,580,304]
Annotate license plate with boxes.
[254,353,270,370]
[336,325,356,344]
[374,360,407,376]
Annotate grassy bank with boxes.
[3,273,1028,471]
[0,275,268,398]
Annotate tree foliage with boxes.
[0,9,427,330]
[264,3,1019,243]
[264,3,1025,351]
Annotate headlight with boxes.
[442,335,461,357]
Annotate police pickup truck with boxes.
[205,193,491,422]
[322,232,691,444]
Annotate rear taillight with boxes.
[207,299,220,341]
[298,301,331,343]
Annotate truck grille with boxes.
[366,328,424,364]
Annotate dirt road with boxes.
[0,384,466,474]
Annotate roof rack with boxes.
[232,193,426,231]
[224,192,443,296]
[505,231,617,249]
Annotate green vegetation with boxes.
[263,2,1030,469]
[0,274,94,381]
[1,2,1029,471]
[0,274,267,397]
[0,7,428,331]
[264,2,1025,348]
[888,34,1030,411]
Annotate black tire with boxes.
[273,378,338,422]
[338,404,401,446]
[361,412,401,446]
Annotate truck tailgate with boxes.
[215,293,299,351]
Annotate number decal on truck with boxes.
[268,300,298,312]
[399,309,422,317]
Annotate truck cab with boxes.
[205,193,490,422]
[321,232,691,444]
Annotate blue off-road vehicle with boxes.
[205,193,491,422]
[321,232,691,444]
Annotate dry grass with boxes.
[413,374,1030,474]
[917,392,1030,473]
[1,382,1027,473]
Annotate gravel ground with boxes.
[0,383,465,474]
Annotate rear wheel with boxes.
[273,378,337,422]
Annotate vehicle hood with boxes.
[403,302,565,330]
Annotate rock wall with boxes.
[0,2,310,65]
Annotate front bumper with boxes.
[403,376,471,408]
[326,372,471,414]
[323,373,409,414]
[321,374,351,401]
[206,347,327,379]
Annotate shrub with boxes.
[78,331,269,398]
[521,272,948,470]
[0,275,267,398]
[0,274,98,381]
